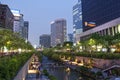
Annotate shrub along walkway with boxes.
[14,54,35,80]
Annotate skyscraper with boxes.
[0,4,14,30]
[12,10,29,40]
[73,0,82,43]
[51,19,67,47]
[11,10,21,32]
[79,0,120,40]
[39,34,51,48]
[19,14,24,37]
[67,33,73,42]
[82,0,120,31]
[22,21,29,40]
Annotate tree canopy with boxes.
[0,29,33,51]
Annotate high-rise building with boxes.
[67,33,73,42]
[12,10,24,38]
[11,10,21,32]
[12,10,28,40]
[51,19,67,47]
[79,0,120,40]
[82,0,120,32]
[19,14,24,37]
[0,4,14,30]
[73,0,82,43]
[22,21,29,40]
[39,34,51,48]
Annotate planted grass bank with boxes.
[43,49,120,69]
[43,49,120,60]
[0,52,33,80]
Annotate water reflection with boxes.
[42,56,80,80]
[65,69,70,80]
[65,67,70,80]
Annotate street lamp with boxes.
[18,48,21,53]
[111,48,116,53]
[102,48,107,52]
[4,46,8,53]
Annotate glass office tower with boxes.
[81,0,120,32]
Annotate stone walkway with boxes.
[26,55,49,80]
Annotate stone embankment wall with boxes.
[14,54,35,80]
[76,56,120,69]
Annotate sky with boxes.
[0,0,77,46]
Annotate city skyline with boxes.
[0,0,77,46]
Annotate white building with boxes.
[51,19,67,47]
[11,10,24,38]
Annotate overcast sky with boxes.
[1,0,77,46]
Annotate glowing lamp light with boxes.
[92,45,96,48]
[34,45,37,49]
[4,46,8,53]
[111,48,116,53]
[97,45,102,49]
[18,48,21,53]
[118,25,120,33]
[102,48,107,52]
[97,49,101,52]
[79,46,82,49]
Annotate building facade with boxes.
[51,19,67,47]
[79,0,120,40]
[19,14,24,37]
[22,21,29,40]
[73,0,82,43]
[39,34,51,48]
[11,10,25,39]
[82,0,120,32]
[67,33,73,42]
[11,10,21,32]
[0,4,14,30]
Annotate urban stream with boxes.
[26,54,93,80]
[42,56,80,80]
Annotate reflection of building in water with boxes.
[64,67,70,80]
[66,67,70,72]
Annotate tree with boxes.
[63,41,73,47]
[89,33,104,52]
[102,35,114,52]
[63,41,73,51]
[0,29,34,52]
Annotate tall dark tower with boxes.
[79,0,120,40]
[73,0,82,43]
[82,0,120,32]
[0,4,14,30]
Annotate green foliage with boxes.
[0,29,34,50]
[48,75,57,80]
[0,52,33,80]
[43,49,54,58]
[76,66,96,79]
[43,48,120,59]
[90,33,102,40]
[81,33,120,53]
[63,41,73,47]
[43,69,57,80]
[43,69,49,76]
[35,51,42,62]
[51,54,60,61]
[75,52,120,59]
